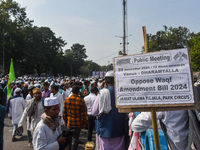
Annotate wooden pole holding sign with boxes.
[151,108,161,150]
[142,26,161,150]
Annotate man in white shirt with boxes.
[25,85,35,100]
[50,84,64,125]
[24,85,35,147]
[131,110,189,150]
[18,88,44,147]
[65,82,72,97]
[91,71,127,150]
[59,83,68,101]
[9,88,26,142]
[84,87,99,141]
[32,97,67,150]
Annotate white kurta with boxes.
[9,96,26,124]
[25,94,32,130]
[26,94,32,101]
[62,90,68,101]
[131,110,189,150]
[50,92,64,120]
[18,100,44,132]
[50,92,64,125]
[65,87,72,97]
[32,120,61,150]
[84,93,97,115]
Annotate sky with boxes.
[14,0,200,66]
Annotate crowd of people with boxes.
[0,73,200,150]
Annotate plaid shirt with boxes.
[63,94,87,128]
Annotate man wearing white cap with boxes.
[91,71,126,150]
[9,88,26,142]
[91,79,97,88]
[32,97,67,150]
[50,84,64,125]
[97,78,103,89]
[65,82,72,97]
[18,88,44,147]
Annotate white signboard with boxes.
[114,48,195,107]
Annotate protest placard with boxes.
[114,48,198,112]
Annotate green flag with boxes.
[7,58,16,99]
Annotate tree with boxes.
[0,0,33,74]
[187,32,200,71]
[143,26,194,52]
[22,26,66,76]
[0,0,33,29]
[101,64,113,71]
[64,43,87,76]
[79,60,101,77]
[0,1,67,76]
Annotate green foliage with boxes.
[22,26,66,75]
[188,33,200,71]
[0,0,66,76]
[143,25,193,52]
[79,60,101,77]
[142,25,200,71]
[0,0,33,74]
[64,43,87,76]
[101,64,113,71]
[0,0,112,77]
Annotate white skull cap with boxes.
[44,97,59,106]
[91,80,96,84]
[105,71,114,77]
[14,88,22,93]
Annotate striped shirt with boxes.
[63,94,87,128]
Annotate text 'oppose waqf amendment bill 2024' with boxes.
[114,48,194,107]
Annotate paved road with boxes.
[3,116,95,150]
